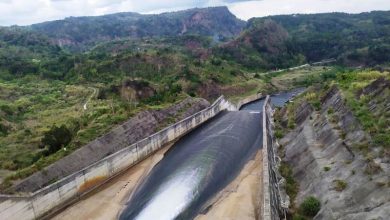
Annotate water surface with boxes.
[119,111,263,220]
[240,87,305,111]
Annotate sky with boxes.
[0,0,390,26]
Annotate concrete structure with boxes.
[0,94,265,220]
[261,96,286,220]
[235,93,264,110]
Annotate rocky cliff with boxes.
[277,82,389,219]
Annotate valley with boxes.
[0,4,389,220]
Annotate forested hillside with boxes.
[262,11,390,65]
[30,6,245,51]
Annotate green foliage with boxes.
[323,166,331,172]
[299,196,321,217]
[0,123,9,136]
[333,179,348,191]
[327,107,334,115]
[41,125,73,154]
[275,129,284,139]
[312,101,321,111]
[292,214,307,220]
[336,70,390,148]
[280,162,299,206]
[265,12,390,65]
[30,7,244,51]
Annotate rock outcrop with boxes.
[279,85,390,219]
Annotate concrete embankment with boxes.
[0,94,263,220]
[261,96,287,220]
[51,143,173,220]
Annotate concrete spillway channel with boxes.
[119,110,263,220]
[51,90,302,220]
[118,89,304,220]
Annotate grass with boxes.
[333,179,348,191]
[270,66,333,91]
[338,70,390,149]
[0,75,190,189]
[279,162,299,207]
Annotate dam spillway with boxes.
[119,110,263,220]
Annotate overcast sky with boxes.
[1,0,390,26]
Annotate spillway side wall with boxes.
[1,94,259,220]
[262,96,286,220]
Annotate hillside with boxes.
[0,27,68,79]
[275,70,390,219]
[261,11,390,66]
[214,19,305,70]
[214,11,390,71]
[30,7,245,51]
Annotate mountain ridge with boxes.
[28,6,245,51]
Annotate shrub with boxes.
[324,166,331,172]
[292,214,306,220]
[275,129,284,139]
[333,179,348,191]
[41,125,72,154]
[300,196,321,217]
[288,120,296,129]
[327,107,334,114]
[0,104,14,116]
[211,58,222,66]
[280,162,299,204]
[312,100,321,111]
[0,123,9,136]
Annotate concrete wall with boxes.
[262,96,286,220]
[235,93,264,110]
[0,94,256,220]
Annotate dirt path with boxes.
[196,150,263,220]
[83,87,97,111]
[51,143,173,220]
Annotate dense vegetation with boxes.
[31,7,245,51]
[260,11,390,65]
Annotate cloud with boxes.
[0,0,389,26]
[229,0,390,20]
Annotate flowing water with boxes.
[119,111,262,220]
[119,88,304,220]
[240,87,305,111]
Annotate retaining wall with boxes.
[235,93,264,110]
[262,95,286,220]
[1,93,266,220]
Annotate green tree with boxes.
[41,125,72,154]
